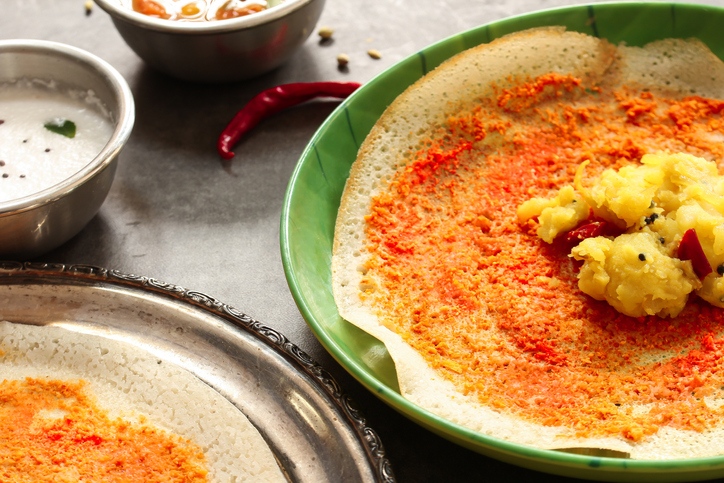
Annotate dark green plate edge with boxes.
[281,2,724,480]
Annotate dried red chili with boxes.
[563,221,621,244]
[217,81,361,160]
[678,228,712,279]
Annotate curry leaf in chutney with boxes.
[44,119,76,138]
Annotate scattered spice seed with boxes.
[2,174,8,178]
[367,49,382,59]
[638,253,646,261]
[19,174,25,179]
[718,264,724,276]
[318,26,334,40]
[0,161,4,167]
[0,120,4,125]
[337,53,350,67]
[45,148,51,152]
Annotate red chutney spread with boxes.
[0,378,209,482]
[363,73,724,441]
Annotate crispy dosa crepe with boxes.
[0,321,286,482]
[332,27,724,458]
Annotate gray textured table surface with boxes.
[5,0,724,481]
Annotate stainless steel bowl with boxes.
[94,0,326,83]
[0,40,134,260]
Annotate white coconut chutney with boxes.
[0,79,113,203]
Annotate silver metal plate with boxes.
[0,261,394,483]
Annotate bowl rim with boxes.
[0,39,135,216]
[281,1,724,479]
[94,0,320,34]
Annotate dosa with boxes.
[332,27,724,458]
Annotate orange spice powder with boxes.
[363,73,724,440]
[0,378,209,482]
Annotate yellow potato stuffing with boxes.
[518,152,724,317]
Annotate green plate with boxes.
[281,3,724,481]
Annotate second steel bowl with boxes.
[94,0,326,83]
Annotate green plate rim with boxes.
[281,2,724,479]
